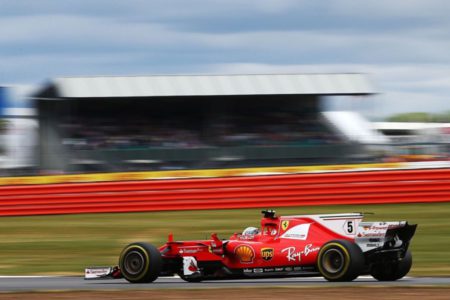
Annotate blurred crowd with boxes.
[60,117,206,150]
[60,112,339,151]
[210,113,339,147]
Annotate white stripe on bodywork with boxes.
[281,223,311,240]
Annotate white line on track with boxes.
[0,275,410,279]
[0,276,60,278]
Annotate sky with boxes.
[0,0,449,119]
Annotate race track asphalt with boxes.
[0,276,449,292]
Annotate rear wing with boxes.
[355,221,417,252]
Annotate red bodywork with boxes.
[85,210,416,282]
[158,212,359,278]
[91,210,416,282]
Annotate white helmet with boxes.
[242,227,260,236]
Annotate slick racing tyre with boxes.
[119,242,162,283]
[370,250,412,281]
[317,240,364,282]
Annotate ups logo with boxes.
[261,248,274,261]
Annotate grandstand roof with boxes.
[34,73,375,99]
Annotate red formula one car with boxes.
[85,210,417,282]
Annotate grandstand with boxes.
[33,73,375,173]
[374,122,450,162]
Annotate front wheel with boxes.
[370,250,412,281]
[119,242,162,283]
[317,240,364,282]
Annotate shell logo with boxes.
[235,245,255,263]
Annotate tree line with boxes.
[386,111,450,122]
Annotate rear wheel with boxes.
[317,240,364,282]
[119,242,162,283]
[370,250,412,281]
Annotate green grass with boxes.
[0,203,449,276]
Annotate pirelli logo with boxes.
[261,248,274,261]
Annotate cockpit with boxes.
[237,210,279,240]
[242,226,260,236]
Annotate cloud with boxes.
[0,1,449,117]
[1,13,449,67]
[330,0,450,19]
[374,91,450,116]
[0,0,304,17]
[0,15,187,47]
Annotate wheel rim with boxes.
[124,250,146,275]
[322,248,345,274]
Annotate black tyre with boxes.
[119,242,162,283]
[370,250,412,281]
[317,240,364,282]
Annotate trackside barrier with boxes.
[0,162,405,186]
[0,168,449,216]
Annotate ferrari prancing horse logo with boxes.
[281,220,289,231]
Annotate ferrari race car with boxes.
[85,210,417,282]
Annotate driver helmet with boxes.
[242,226,260,236]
